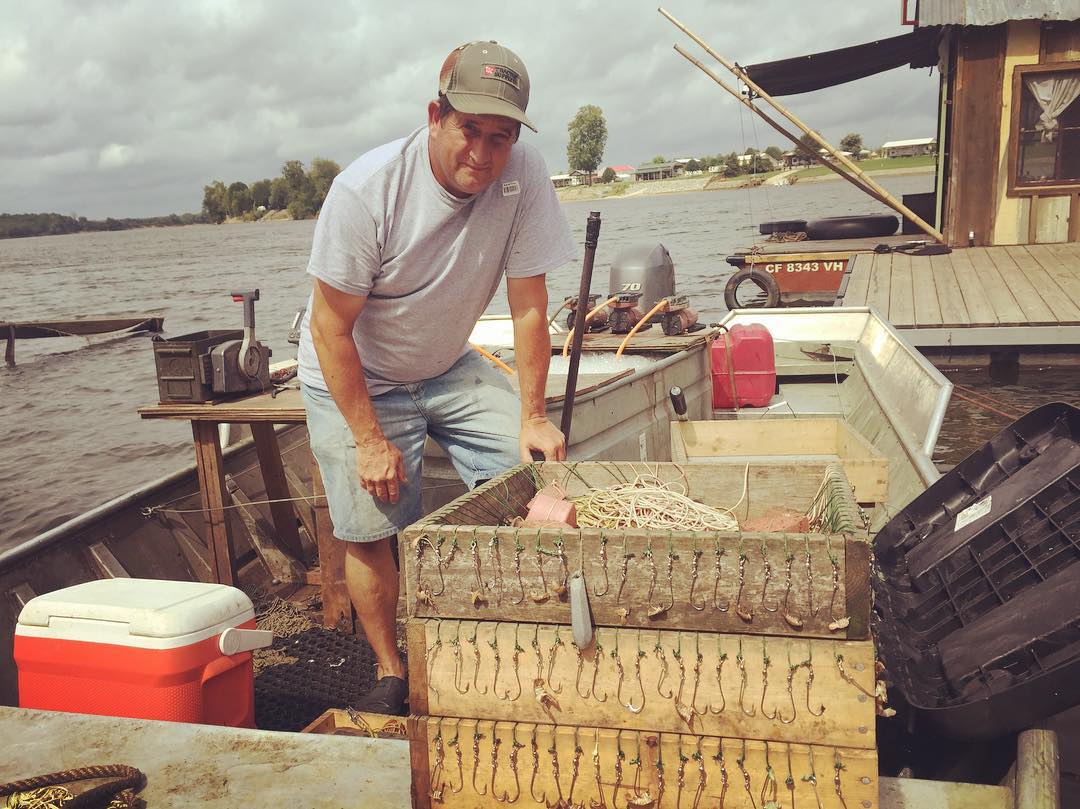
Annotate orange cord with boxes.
[615,299,669,357]
[470,343,515,375]
[562,295,619,356]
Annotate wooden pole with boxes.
[673,44,895,210]
[660,6,946,243]
[561,211,602,444]
[1016,728,1060,809]
[4,325,13,367]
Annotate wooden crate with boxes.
[408,716,879,809]
[407,620,877,749]
[400,462,871,639]
[301,707,409,738]
[671,418,888,504]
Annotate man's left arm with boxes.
[507,274,566,462]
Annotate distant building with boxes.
[880,138,936,158]
[550,174,572,188]
[605,164,635,181]
[634,161,684,181]
[736,153,779,168]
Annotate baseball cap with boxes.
[439,41,536,132]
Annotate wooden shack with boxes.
[926,3,1080,246]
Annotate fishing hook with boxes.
[489,531,504,606]
[567,731,584,809]
[530,726,548,805]
[505,724,524,804]
[675,746,688,809]
[429,718,446,802]
[611,734,626,809]
[426,620,443,702]
[589,727,607,809]
[691,635,708,717]
[737,740,756,809]
[510,527,527,606]
[490,623,505,700]
[804,534,815,618]
[804,746,824,809]
[615,535,634,604]
[833,749,850,809]
[761,541,779,613]
[688,542,706,611]
[690,743,706,809]
[491,731,505,801]
[736,638,756,717]
[468,623,488,695]
[735,536,754,623]
[547,626,565,694]
[591,640,608,703]
[712,739,729,809]
[709,638,728,715]
[451,621,469,695]
[804,644,825,717]
[447,719,464,794]
[713,537,731,612]
[594,532,611,597]
[575,640,593,700]
[549,730,566,808]
[472,727,488,796]
[655,633,673,699]
[505,624,524,701]
[663,536,678,613]
[761,640,777,720]
[760,742,778,809]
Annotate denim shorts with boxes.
[301,350,522,542]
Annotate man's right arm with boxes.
[309,278,407,504]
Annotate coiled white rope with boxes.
[571,472,741,532]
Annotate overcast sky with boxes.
[1,1,939,219]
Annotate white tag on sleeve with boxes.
[501,180,521,197]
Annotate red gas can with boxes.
[710,324,776,409]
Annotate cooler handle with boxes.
[218,627,273,656]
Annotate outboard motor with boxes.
[608,243,676,315]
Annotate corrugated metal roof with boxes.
[919,0,1080,26]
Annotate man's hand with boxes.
[355,436,408,503]
[520,417,566,462]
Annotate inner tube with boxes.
[804,214,898,240]
[724,267,781,309]
[759,219,807,235]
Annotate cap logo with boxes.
[482,63,521,89]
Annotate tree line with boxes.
[201,158,340,223]
[564,104,867,182]
[0,211,202,240]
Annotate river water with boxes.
[2,173,1077,548]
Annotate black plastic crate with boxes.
[152,329,241,403]
[873,402,1080,740]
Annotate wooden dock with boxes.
[836,243,1080,360]
[3,313,164,365]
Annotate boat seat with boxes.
[714,382,846,421]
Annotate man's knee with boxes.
[345,536,400,568]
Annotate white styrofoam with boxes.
[16,579,255,650]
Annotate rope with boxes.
[951,384,1022,420]
[470,343,515,375]
[571,472,741,532]
[951,390,1021,421]
[0,765,144,808]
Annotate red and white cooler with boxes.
[14,578,272,727]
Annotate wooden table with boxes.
[138,388,360,628]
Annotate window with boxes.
[1008,62,1080,195]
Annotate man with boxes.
[297,41,576,715]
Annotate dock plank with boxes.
[889,253,916,327]
[1004,245,1080,323]
[842,254,871,306]
[928,253,971,328]
[908,253,943,327]
[986,248,1057,325]
[947,249,998,326]
[1023,244,1080,316]
[865,253,892,315]
[967,248,1027,325]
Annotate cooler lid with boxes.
[17,579,253,639]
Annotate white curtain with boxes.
[1024,75,1080,143]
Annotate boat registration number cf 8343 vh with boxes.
[761,260,846,273]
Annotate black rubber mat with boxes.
[254,625,381,732]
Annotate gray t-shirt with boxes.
[297,126,576,394]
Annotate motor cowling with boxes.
[607,243,675,317]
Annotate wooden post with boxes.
[1016,728,1059,809]
[4,325,14,367]
[250,422,305,560]
[1070,192,1080,243]
[1028,194,1040,245]
[661,6,946,243]
[310,449,353,632]
[191,421,237,585]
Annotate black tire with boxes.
[804,214,898,240]
[724,267,781,310]
[759,219,807,235]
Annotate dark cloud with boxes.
[0,0,938,218]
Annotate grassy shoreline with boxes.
[555,160,936,203]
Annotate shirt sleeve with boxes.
[503,147,579,279]
[305,181,381,296]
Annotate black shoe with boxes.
[355,675,409,716]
